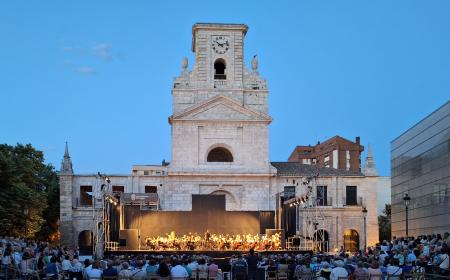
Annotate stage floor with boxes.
[104,249,313,258]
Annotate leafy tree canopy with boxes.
[0,143,59,239]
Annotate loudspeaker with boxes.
[119,229,139,250]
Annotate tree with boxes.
[378,204,391,242]
[0,143,59,239]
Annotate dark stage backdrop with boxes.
[124,195,274,236]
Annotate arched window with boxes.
[344,229,360,252]
[214,59,226,80]
[207,147,233,162]
[78,230,93,254]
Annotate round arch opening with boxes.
[344,229,360,252]
[78,230,93,254]
[207,147,233,162]
[214,59,226,80]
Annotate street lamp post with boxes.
[362,207,368,252]
[403,193,411,237]
[23,207,29,237]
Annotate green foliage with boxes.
[0,143,59,239]
[378,204,391,242]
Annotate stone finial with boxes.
[364,143,377,176]
[251,55,258,72]
[182,57,188,72]
[61,141,73,174]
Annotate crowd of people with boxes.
[143,231,282,251]
[1,233,450,280]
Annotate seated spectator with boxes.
[197,258,209,279]
[83,258,92,279]
[157,262,171,278]
[130,259,147,280]
[386,258,402,278]
[330,260,347,280]
[317,262,331,280]
[86,260,103,280]
[267,259,277,272]
[353,261,368,279]
[278,258,288,272]
[118,262,133,279]
[182,259,192,278]
[294,259,312,277]
[187,257,198,273]
[103,260,118,277]
[367,260,382,280]
[232,255,247,280]
[208,259,219,279]
[146,258,159,274]
[171,259,189,278]
[437,247,449,275]
[61,255,72,272]
[70,257,83,280]
[45,256,59,279]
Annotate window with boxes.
[317,186,327,206]
[143,171,149,176]
[324,155,330,168]
[284,186,296,200]
[346,186,357,205]
[346,150,351,171]
[80,185,93,206]
[214,59,226,80]
[145,185,157,193]
[207,147,233,162]
[112,185,124,194]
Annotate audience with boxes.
[1,233,450,280]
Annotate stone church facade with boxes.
[59,23,381,252]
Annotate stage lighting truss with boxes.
[284,172,328,252]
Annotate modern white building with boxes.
[59,23,385,253]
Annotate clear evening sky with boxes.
[1,1,449,176]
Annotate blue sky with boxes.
[1,1,449,176]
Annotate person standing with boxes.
[246,249,258,280]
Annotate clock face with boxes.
[212,36,230,54]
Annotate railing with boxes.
[105,241,119,251]
[214,80,227,88]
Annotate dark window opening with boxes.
[112,185,124,194]
[346,186,357,205]
[317,186,328,206]
[284,186,296,200]
[145,185,157,193]
[207,147,233,162]
[80,185,93,206]
[214,59,226,80]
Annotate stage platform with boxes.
[104,249,313,258]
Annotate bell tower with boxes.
[173,23,268,114]
[170,23,271,173]
[191,23,247,87]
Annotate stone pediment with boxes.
[169,95,272,123]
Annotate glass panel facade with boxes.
[391,101,450,237]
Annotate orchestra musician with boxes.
[140,231,282,251]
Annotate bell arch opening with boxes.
[207,147,233,162]
[214,59,226,80]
